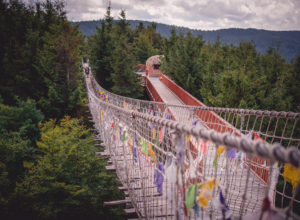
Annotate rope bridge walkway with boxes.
[84,63,300,219]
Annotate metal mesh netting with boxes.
[85,67,300,219]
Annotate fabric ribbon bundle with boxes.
[154,160,164,195]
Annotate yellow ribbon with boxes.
[185,135,191,142]
[100,109,103,122]
[128,136,133,154]
[148,143,157,164]
[217,146,226,158]
[283,163,300,190]
[198,178,219,208]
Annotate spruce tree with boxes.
[110,10,143,98]
[88,5,114,89]
[133,29,158,64]
[161,32,203,95]
[35,21,84,119]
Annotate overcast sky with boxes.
[63,0,298,30]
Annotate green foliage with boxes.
[88,5,115,90]
[0,0,66,106]
[133,23,162,64]
[0,99,44,144]
[88,8,144,98]
[161,31,299,112]
[161,32,204,96]
[35,21,85,118]
[0,131,33,190]
[109,11,143,98]
[111,36,143,98]
[0,0,84,120]
[0,98,44,217]
[3,117,125,220]
[0,1,124,219]
[285,55,300,112]
[133,30,158,64]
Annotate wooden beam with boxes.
[125,192,161,201]
[100,152,110,156]
[95,157,108,161]
[119,186,156,191]
[105,165,116,171]
[103,199,130,206]
[118,186,127,190]
[124,208,136,215]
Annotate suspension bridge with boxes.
[84,62,300,219]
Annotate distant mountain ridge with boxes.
[72,20,300,61]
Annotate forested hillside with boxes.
[0,1,124,219]
[86,8,159,98]
[73,19,300,61]
[161,32,300,112]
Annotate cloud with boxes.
[129,8,159,20]
[62,0,300,30]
